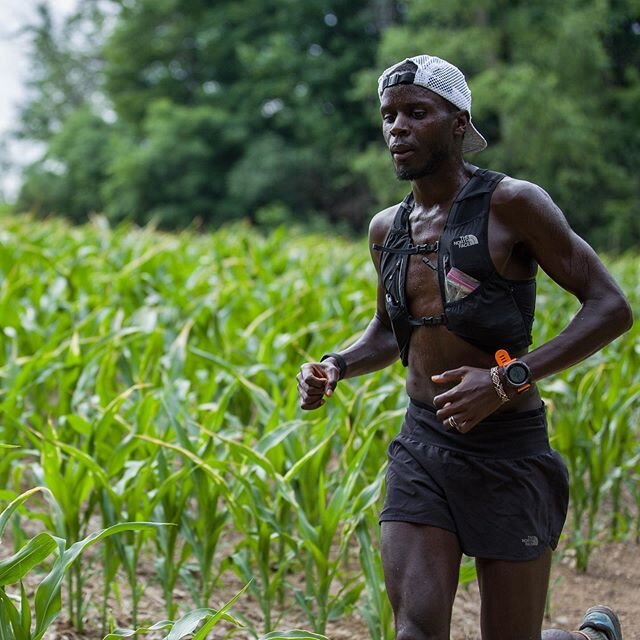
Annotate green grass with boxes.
[0,213,637,638]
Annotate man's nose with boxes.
[390,114,410,136]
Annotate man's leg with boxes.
[476,547,552,640]
[476,548,600,640]
[381,522,462,640]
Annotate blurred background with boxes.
[1,0,639,250]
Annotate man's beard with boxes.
[394,147,448,181]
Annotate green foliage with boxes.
[227,133,322,222]
[103,100,242,227]
[0,214,637,638]
[0,487,163,640]
[98,0,380,228]
[357,0,640,249]
[0,489,278,640]
[11,0,640,247]
[16,1,107,143]
[18,108,112,222]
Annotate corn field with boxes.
[0,214,638,639]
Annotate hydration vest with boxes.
[373,168,535,366]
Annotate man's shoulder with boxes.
[491,174,560,225]
[492,174,552,209]
[488,172,570,246]
[368,202,402,245]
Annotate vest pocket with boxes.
[444,277,531,353]
[444,267,481,303]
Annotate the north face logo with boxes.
[522,536,539,547]
[453,234,479,248]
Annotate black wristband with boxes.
[320,353,347,380]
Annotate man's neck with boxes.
[411,160,476,209]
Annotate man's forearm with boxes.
[326,314,399,380]
[522,292,633,383]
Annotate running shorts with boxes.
[380,400,570,561]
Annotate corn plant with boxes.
[222,435,298,635]
[0,487,162,640]
[0,213,637,637]
[154,392,231,612]
[544,357,640,570]
[102,584,248,640]
[102,583,327,640]
[356,518,394,640]
[285,422,382,634]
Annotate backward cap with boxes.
[378,54,487,154]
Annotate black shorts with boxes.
[380,400,569,561]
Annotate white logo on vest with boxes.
[453,234,479,248]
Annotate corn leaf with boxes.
[33,522,165,640]
[0,533,59,586]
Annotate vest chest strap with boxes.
[372,241,439,255]
[408,314,447,327]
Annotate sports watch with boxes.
[495,349,532,393]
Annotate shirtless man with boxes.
[296,55,632,640]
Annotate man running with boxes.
[296,55,632,640]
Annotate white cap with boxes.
[378,54,487,154]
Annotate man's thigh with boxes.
[476,547,552,640]
[381,522,462,640]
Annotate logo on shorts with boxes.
[453,234,479,248]
[521,535,539,547]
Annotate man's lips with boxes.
[390,144,415,158]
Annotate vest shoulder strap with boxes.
[449,169,505,225]
[391,192,414,231]
[371,192,414,253]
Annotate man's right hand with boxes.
[296,361,341,410]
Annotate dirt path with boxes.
[34,538,640,639]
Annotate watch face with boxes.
[507,362,529,385]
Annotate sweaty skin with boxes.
[296,79,633,640]
[297,85,632,434]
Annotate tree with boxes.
[18,107,112,222]
[353,0,640,249]
[17,1,109,143]
[12,0,640,247]
[103,99,244,227]
[101,0,386,227]
[15,0,118,220]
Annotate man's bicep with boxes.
[375,280,393,330]
[539,233,612,302]
[368,208,395,330]
[517,188,612,301]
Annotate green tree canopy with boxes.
[354,0,640,248]
[13,0,640,249]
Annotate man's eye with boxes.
[413,110,427,119]
[382,114,395,123]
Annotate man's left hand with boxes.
[431,366,504,433]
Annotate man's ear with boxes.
[453,110,470,139]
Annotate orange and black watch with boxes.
[495,349,532,392]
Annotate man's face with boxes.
[380,84,459,180]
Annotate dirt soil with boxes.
[37,538,639,640]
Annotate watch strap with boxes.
[495,349,531,393]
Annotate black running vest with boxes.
[374,169,536,366]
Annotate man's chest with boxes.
[404,206,531,318]
[406,205,520,286]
